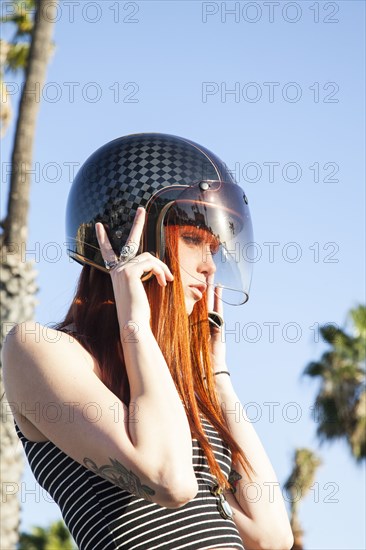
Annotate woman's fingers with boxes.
[207,275,224,315]
[95,208,174,287]
[213,285,224,317]
[124,207,146,257]
[95,207,145,268]
[95,222,118,266]
[206,274,215,312]
[113,253,174,286]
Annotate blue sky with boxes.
[1,1,365,548]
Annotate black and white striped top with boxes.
[15,416,245,550]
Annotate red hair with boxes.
[55,224,255,489]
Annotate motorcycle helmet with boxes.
[65,133,253,305]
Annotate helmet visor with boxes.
[161,180,253,305]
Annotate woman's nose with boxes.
[198,245,217,276]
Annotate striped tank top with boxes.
[15,416,245,550]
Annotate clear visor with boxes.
[162,180,253,305]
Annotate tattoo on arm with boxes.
[228,468,242,494]
[84,457,155,501]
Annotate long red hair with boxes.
[55,224,255,489]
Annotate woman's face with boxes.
[176,226,218,315]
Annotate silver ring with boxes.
[208,312,224,329]
[104,244,137,271]
[119,244,136,261]
[104,259,118,271]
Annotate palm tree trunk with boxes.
[290,511,304,550]
[0,1,58,548]
[3,0,58,247]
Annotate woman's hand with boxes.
[207,277,228,374]
[95,207,174,327]
[207,281,235,399]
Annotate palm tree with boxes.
[284,448,322,550]
[0,0,35,136]
[303,304,366,462]
[0,1,58,547]
[18,520,77,550]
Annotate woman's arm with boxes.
[90,210,197,503]
[2,317,197,510]
[215,374,294,550]
[118,316,196,494]
[207,287,293,548]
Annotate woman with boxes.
[2,133,294,550]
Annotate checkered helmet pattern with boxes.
[65,132,243,270]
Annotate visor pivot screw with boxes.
[199,181,210,191]
[243,193,248,204]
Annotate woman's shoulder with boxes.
[5,320,88,346]
[2,321,102,442]
[2,321,101,387]
[3,321,87,357]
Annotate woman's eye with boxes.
[182,234,201,245]
[181,232,219,254]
